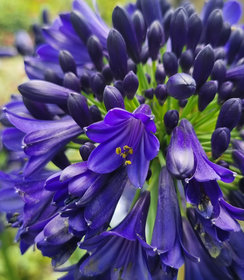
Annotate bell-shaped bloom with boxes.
[183,218,233,280]
[166,119,235,182]
[86,104,159,188]
[79,191,152,279]
[151,167,197,270]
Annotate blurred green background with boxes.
[0,0,204,279]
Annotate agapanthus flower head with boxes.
[2,0,244,279]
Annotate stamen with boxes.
[116,147,121,154]
[125,160,132,165]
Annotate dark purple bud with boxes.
[15,30,34,56]
[42,9,50,25]
[147,20,164,61]
[103,86,125,111]
[102,65,113,84]
[90,73,106,102]
[218,21,231,46]
[107,29,128,80]
[179,99,188,108]
[114,80,125,97]
[146,73,151,84]
[163,9,173,41]
[70,11,92,44]
[80,72,90,92]
[63,72,81,92]
[202,0,224,24]
[218,81,233,103]
[132,10,146,47]
[166,73,196,100]
[44,69,62,85]
[32,23,45,46]
[162,51,178,76]
[193,45,215,87]
[52,152,70,170]
[187,13,202,50]
[211,60,226,84]
[179,49,194,72]
[59,50,77,75]
[227,28,244,65]
[214,47,226,60]
[140,45,149,64]
[183,2,195,16]
[18,80,73,105]
[155,84,167,102]
[123,70,139,99]
[170,8,188,58]
[159,0,171,15]
[145,88,154,99]
[136,95,145,104]
[87,35,103,71]
[112,6,140,63]
[205,9,223,46]
[127,59,137,74]
[79,142,96,161]
[211,127,230,159]
[89,105,102,122]
[239,178,244,193]
[22,97,52,120]
[67,93,92,128]
[216,98,242,130]
[140,0,162,27]
[164,110,179,134]
[155,65,166,84]
[198,80,218,111]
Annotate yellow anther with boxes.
[128,148,133,155]
[116,147,121,155]
[125,160,132,165]
[121,153,127,158]
[123,145,130,150]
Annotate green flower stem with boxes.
[0,230,18,280]
[157,150,166,167]
[77,134,90,141]
[137,63,150,91]
[180,95,198,119]
[81,92,107,116]
[152,60,157,86]
[147,160,161,243]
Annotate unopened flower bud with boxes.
[164,110,179,134]
[193,45,215,87]
[214,47,226,60]
[140,0,162,27]
[90,73,106,101]
[132,10,146,47]
[187,13,202,50]
[79,142,96,161]
[102,65,113,84]
[15,30,34,56]
[70,11,92,44]
[80,72,90,92]
[198,80,218,111]
[89,105,102,122]
[216,98,242,131]
[114,80,125,97]
[155,84,167,102]
[170,8,188,57]
[179,50,194,72]
[155,65,166,84]
[87,35,103,71]
[166,73,196,100]
[63,72,81,92]
[163,52,178,76]
[145,88,154,99]
[163,9,173,41]
[217,22,230,47]
[123,70,139,99]
[147,21,164,61]
[59,50,77,75]
[179,99,188,108]
[211,127,230,159]
[107,29,128,80]
[211,60,226,84]
[67,93,92,128]
[218,81,233,103]
[127,59,137,74]
[44,69,62,85]
[103,86,125,111]
[227,28,244,65]
[205,9,223,46]
[137,95,145,104]
[112,6,140,63]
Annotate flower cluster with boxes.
[1,0,244,279]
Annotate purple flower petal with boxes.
[223,0,242,25]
